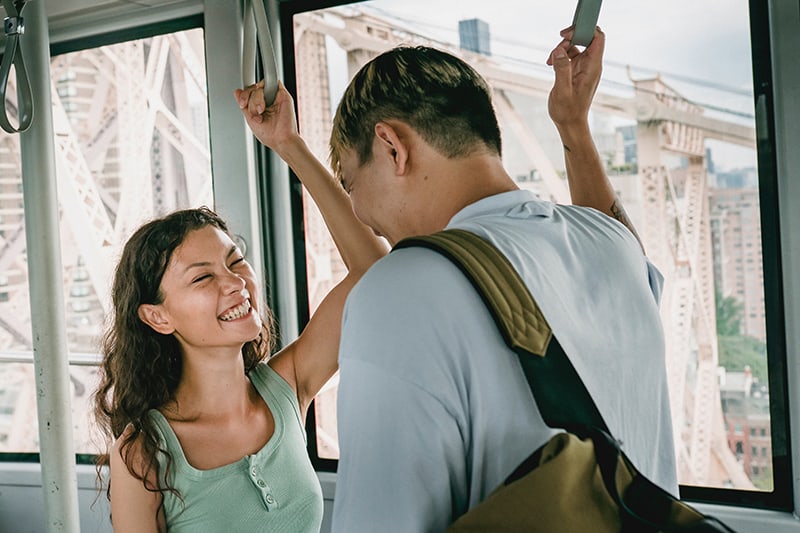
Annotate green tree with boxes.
[718,335,767,383]
[715,291,768,383]
[716,291,743,336]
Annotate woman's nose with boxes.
[221,270,246,292]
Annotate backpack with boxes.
[393,228,738,533]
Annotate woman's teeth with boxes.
[220,300,251,321]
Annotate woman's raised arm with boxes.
[235,82,388,412]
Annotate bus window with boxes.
[0,26,211,459]
[283,0,789,508]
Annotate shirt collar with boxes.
[447,189,553,227]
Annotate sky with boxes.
[365,0,755,93]
[318,0,757,171]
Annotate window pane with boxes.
[0,27,211,456]
[0,361,102,455]
[295,0,774,493]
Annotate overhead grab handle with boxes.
[570,0,603,47]
[242,0,279,107]
[0,0,34,134]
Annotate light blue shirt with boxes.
[333,190,677,533]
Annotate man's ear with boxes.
[374,121,409,175]
[138,304,175,335]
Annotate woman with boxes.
[93,82,387,532]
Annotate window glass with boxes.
[293,0,773,493]
[0,27,211,456]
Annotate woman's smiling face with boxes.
[143,225,262,355]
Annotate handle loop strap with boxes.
[1,0,33,134]
[242,0,279,107]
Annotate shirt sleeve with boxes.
[645,257,665,304]
[331,256,469,533]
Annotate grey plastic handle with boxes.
[571,0,603,47]
[243,0,279,107]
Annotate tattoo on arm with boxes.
[611,198,646,254]
[610,198,630,226]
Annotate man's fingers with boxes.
[550,45,570,68]
[549,45,573,95]
[567,45,581,60]
[546,38,571,65]
[583,26,605,57]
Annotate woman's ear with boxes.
[374,121,409,175]
[138,304,175,335]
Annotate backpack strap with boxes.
[395,228,551,357]
[393,228,609,434]
[396,229,739,533]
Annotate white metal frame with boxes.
[2,0,799,531]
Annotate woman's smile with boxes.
[219,299,252,322]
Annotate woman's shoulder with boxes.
[252,361,298,405]
[110,424,152,484]
[252,359,282,384]
[109,424,165,530]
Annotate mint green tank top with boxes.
[148,363,324,532]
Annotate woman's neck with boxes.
[165,348,257,422]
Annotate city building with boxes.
[458,18,491,56]
[709,184,766,341]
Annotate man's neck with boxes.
[418,152,519,232]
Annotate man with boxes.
[329,27,678,532]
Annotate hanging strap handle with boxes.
[0,0,33,133]
[242,0,279,107]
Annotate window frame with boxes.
[0,7,257,465]
[679,0,792,511]
[277,0,362,475]
[277,0,796,511]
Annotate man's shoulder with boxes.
[352,244,466,296]
[344,242,495,334]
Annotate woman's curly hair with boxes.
[92,207,275,520]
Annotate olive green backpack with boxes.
[393,228,738,533]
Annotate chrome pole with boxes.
[18,1,81,531]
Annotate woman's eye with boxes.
[230,257,245,268]
[192,274,211,283]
